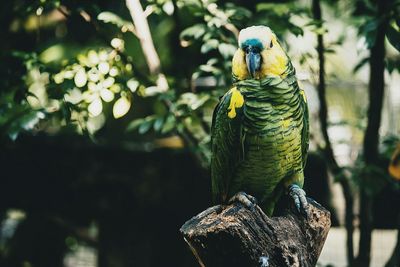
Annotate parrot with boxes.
[210,25,310,216]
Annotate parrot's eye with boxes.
[269,41,273,48]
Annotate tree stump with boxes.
[180,198,330,267]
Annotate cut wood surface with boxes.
[180,198,330,267]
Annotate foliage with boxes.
[353,0,400,73]
[0,0,398,164]
[0,0,314,165]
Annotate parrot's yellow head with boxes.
[232,25,288,80]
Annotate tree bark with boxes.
[180,199,330,267]
[311,0,354,264]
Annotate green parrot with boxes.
[211,25,310,216]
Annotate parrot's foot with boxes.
[229,191,258,211]
[288,184,309,218]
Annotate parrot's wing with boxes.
[210,88,244,204]
[300,89,310,168]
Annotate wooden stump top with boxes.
[181,199,330,267]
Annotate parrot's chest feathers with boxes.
[239,87,301,135]
[233,83,305,198]
[236,79,304,173]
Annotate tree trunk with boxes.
[180,199,330,267]
[340,178,355,266]
[356,0,389,266]
[311,0,354,264]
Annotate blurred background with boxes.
[0,0,399,266]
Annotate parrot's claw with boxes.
[288,184,309,218]
[229,191,258,211]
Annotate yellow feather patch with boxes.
[232,49,248,80]
[282,118,291,128]
[260,37,287,77]
[300,90,307,103]
[227,87,244,119]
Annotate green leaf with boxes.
[207,58,218,66]
[138,119,153,134]
[225,4,252,20]
[19,111,45,131]
[218,43,237,59]
[161,115,175,134]
[386,25,400,52]
[199,64,221,75]
[288,25,304,36]
[201,39,219,54]
[177,93,210,110]
[97,12,134,29]
[126,118,144,132]
[353,57,369,73]
[127,79,140,92]
[113,97,131,119]
[257,3,289,15]
[191,95,210,110]
[8,130,19,141]
[324,48,336,54]
[180,24,206,41]
[61,102,72,122]
[385,58,400,73]
[311,27,328,35]
[360,19,378,48]
[153,117,164,132]
[6,110,45,141]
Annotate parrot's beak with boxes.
[245,46,261,78]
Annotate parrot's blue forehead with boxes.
[240,38,264,50]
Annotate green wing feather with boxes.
[300,88,309,169]
[210,91,243,204]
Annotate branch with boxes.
[125,0,210,167]
[181,199,331,267]
[202,0,239,38]
[125,0,168,92]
